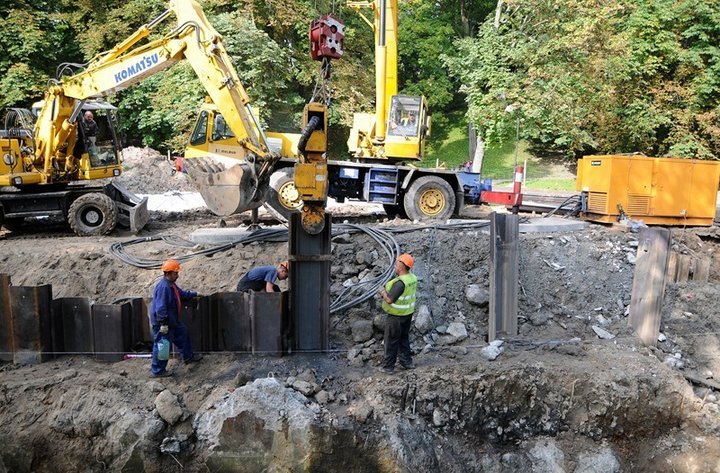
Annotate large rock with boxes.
[155,390,183,425]
[446,322,468,341]
[527,437,566,473]
[414,305,433,334]
[465,284,490,306]
[195,378,386,471]
[351,319,374,342]
[574,446,620,473]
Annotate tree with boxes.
[444,0,720,159]
[0,2,81,107]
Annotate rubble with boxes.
[1,205,720,471]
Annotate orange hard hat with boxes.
[162,259,181,273]
[398,253,414,269]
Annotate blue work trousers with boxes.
[151,323,193,375]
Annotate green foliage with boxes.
[0,64,48,108]
[0,4,80,107]
[443,0,720,159]
[397,1,457,111]
[424,110,535,179]
[4,0,718,164]
[423,112,468,168]
[523,178,576,192]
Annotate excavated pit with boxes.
[1,147,720,472]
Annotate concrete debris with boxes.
[160,437,181,454]
[314,390,330,405]
[432,408,448,427]
[664,353,684,369]
[591,326,616,340]
[544,260,566,271]
[351,320,374,343]
[482,340,504,361]
[348,401,373,424]
[414,305,433,334]
[291,380,316,397]
[446,322,468,341]
[332,233,352,244]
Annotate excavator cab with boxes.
[76,102,122,170]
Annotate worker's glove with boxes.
[159,325,169,335]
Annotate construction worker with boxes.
[378,253,418,373]
[82,111,98,157]
[149,259,202,378]
[236,261,289,293]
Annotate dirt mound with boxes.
[113,146,195,194]
[1,213,720,471]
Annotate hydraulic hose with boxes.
[297,115,321,157]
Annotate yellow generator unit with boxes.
[576,154,720,226]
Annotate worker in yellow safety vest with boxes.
[378,253,418,373]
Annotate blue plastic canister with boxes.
[157,337,170,361]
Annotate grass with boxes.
[424,111,577,191]
[523,177,577,192]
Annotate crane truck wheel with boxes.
[68,193,118,237]
[267,168,303,220]
[383,204,408,220]
[403,175,456,221]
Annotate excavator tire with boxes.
[267,168,303,220]
[403,175,455,221]
[68,193,117,237]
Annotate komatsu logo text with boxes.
[114,54,160,83]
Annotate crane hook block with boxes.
[309,15,345,61]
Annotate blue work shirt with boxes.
[243,265,279,284]
[149,278,197,327]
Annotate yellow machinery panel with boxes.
[576,155,720,226]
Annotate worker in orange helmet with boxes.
[236,261,289,293]
[149,259,202,378]
[377,253,418,373]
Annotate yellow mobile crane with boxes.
[346,0,430,161]
[0,0,278,235]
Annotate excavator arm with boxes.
[34,0,278,216]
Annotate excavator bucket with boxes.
[183,158,267,216]
[104,182,149,233]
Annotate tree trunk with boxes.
[494,0,504,31]
[460,0,471,37]
[472,135,485,173]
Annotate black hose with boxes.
[109,221,493,312]
[297,115,321,157]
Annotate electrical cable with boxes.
[109,220,493,313]
[543,194,581,219]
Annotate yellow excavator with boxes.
[0,0,278,235]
